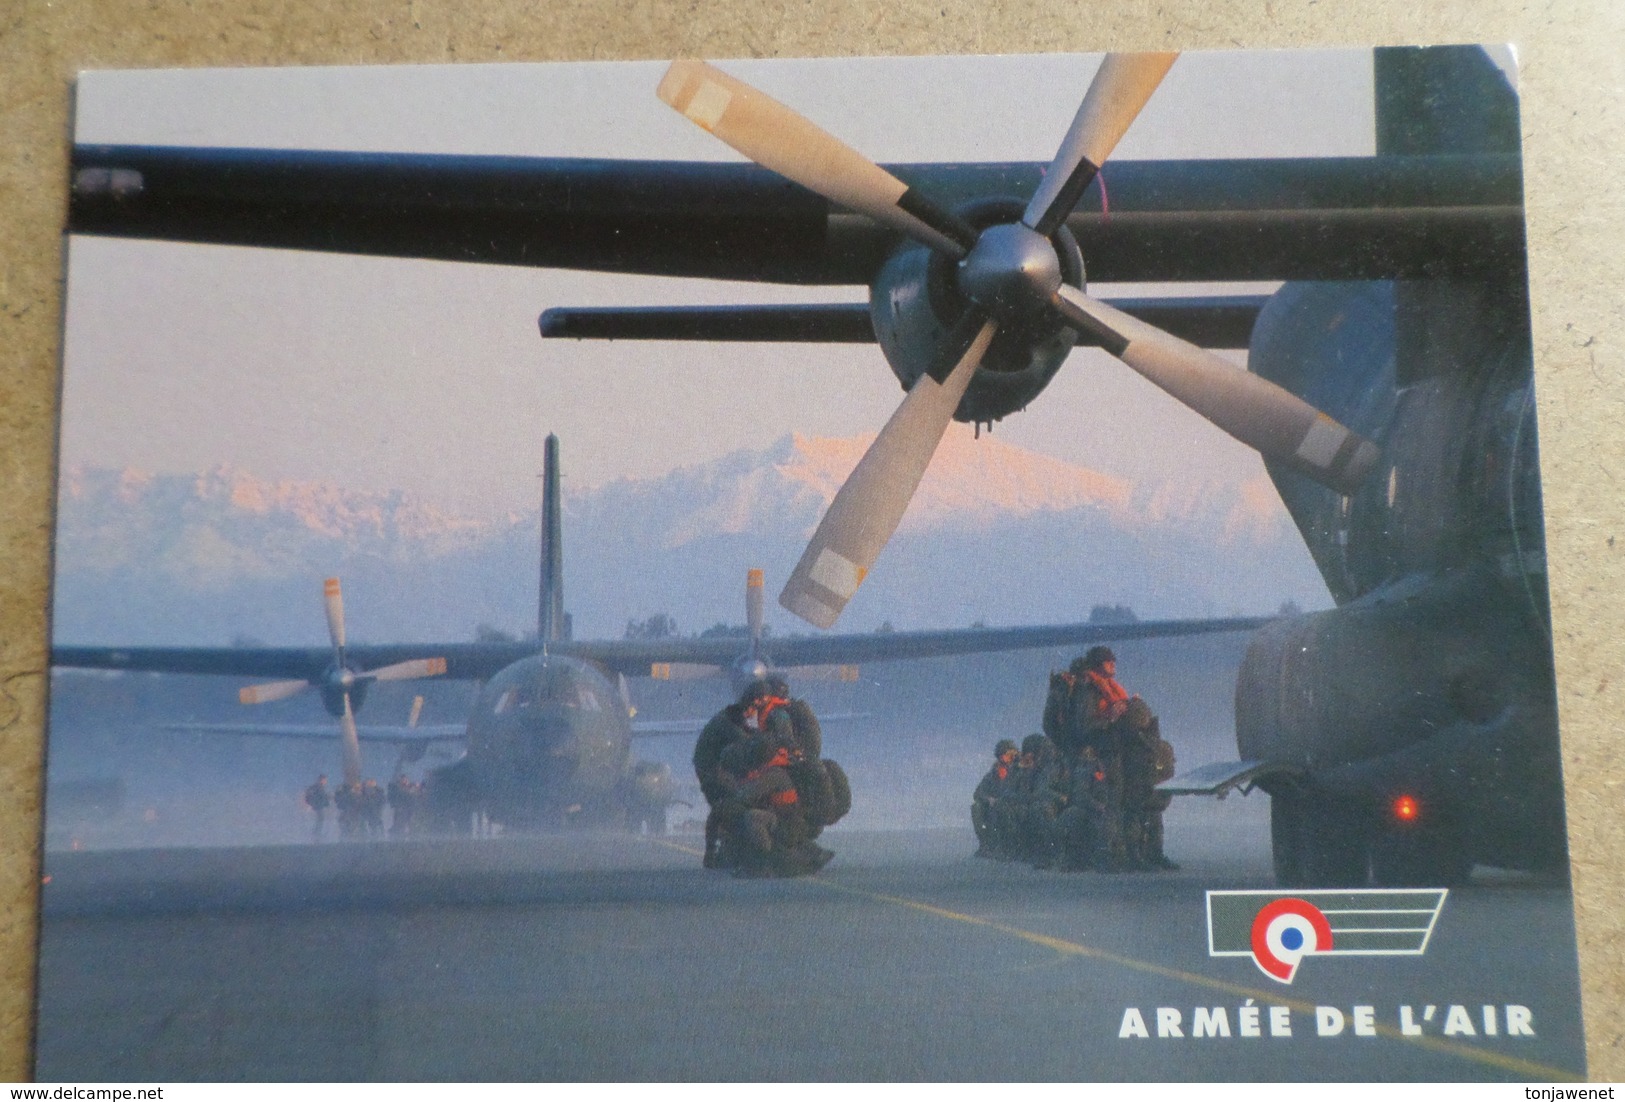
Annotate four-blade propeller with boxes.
[660,54,1380,629]
[237,577,447,785]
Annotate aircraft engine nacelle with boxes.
[1237,566,1565,877]
[318,666,369,718]
[1236,567,1552,770]
[868,198,1083,427]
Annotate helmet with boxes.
[1083,645,1116,670]
[765,674,790,698]
[994,738,1018,757]
[739,678,776,706]
[1021,733,1049,756]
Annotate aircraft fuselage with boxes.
[429,654,634,829]
[1237,275,1560,882]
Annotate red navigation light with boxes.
[1392,794,1420,822]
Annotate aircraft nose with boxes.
[519,711,573,747]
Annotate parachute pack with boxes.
[788,758,851,828]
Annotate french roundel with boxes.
[1250,898,1335,982]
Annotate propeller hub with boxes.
[957,223,1062,321]
[733,658,769,695]
[319,664,367,718]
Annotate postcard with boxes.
[39,45,1585,1081]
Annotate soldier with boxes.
[361,778,387,838]
[995,734,1056,864]
[334,780,363,839]
[991,737,1036,860]
[715,723,832,878]
[1018,733,1069,869]
[764,675,847,842]
[1119,698,1179,870]
[624,760,675,835]
[693,687,757,868]
[1054,746,1113,871]
[1072,646,1176,871]
[388,773,416,838]
[302,774,331,841]
[972,739,1020,857]
[766,675,822,759]
[1043,668,1085,758]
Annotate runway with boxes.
[35,812,1586,1082]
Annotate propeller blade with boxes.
[746,568,765,661]
[616,673,636,719]
[408,695,424,729]
[238,679,312,705]
[658,60,977,257]
[1051,285,1379,494]
[323,576,347,655]
[780,315,998,629]
[338,692,363,788]
[1023,52,1178,237]
[363,657,449,682]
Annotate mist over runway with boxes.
[37,632,1586,1081]
[36,819,1583,1082]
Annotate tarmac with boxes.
[34,819,1587,1082]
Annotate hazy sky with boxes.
[62,49,1379,517]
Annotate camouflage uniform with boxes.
[361,779,387,838]
[1000,734,1063,865]
[1043,671,1086,758]
[716,731,831,878]
[971,739,1019,857]
[387,774,416,837]
[694,702,753,866]
[1118,700,1178,870]
[1021,735,1069,869]
[334,781,363,839]
[1054,747,1113,871]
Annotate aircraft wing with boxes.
[630,712,867,738]
[52,642,537,681]
[55,616,1268,683]
[71,147,1523,283]
[562,615,1270,679]
[162,722,467,743]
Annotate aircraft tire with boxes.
[1271,789,1369,888]
[1369,830,1472,887]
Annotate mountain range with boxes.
[51,431,1331,646]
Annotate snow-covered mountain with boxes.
[52,432,1330,646]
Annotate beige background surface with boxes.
[3,0,1621,1083]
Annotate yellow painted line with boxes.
[646,836,1579,1082]
[810,877,1581,1082]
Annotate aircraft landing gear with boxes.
[422,759,480,835]
[1270,787,1369,888]
[1272,783,1475,887]
[1369,827,1473,886]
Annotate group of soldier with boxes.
[302,772,426,840]
[972,646,1179,873]
[692,676,851,878]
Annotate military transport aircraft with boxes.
[54,433,1262,831]
[59,45,1557,885]
[533,46,1554,887]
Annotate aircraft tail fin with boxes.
[746,568,765,662]
[1374,45,1520,156]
